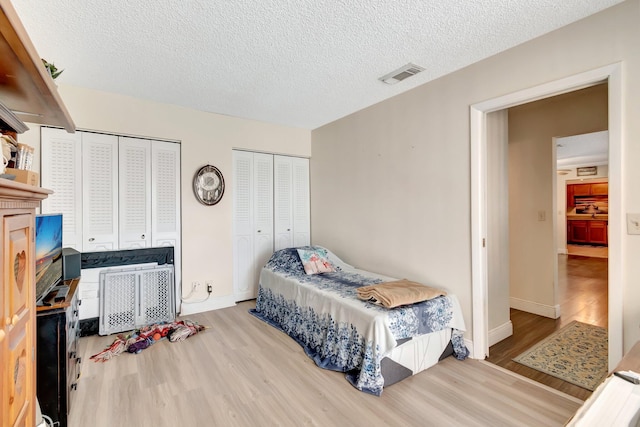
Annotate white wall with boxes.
[26,85,311,315]
[311,0,640,353]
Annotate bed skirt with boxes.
[377,328,453,388]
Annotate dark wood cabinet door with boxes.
[591,183,609,196]
[566,184,575,210]
[573,184,592,196]
[589,221,608,244]
[569,220,589,243]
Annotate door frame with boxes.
[470,63,623,370]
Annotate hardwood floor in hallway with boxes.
[486,254,608,401]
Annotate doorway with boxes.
[470,63,623,373]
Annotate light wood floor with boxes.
[69,300,582,427]
[487,254,608,401]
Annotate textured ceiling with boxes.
[12,0,622,130]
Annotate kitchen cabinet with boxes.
[588,221,608,245]
[590,183,608,196]
[566,182,608,210]
[567,219,608,245]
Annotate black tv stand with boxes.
[36,279,81,427]
[40,284,69,306]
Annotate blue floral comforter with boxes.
[250,247,468,396]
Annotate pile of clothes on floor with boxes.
[90,319,206,362]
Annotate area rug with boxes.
[513,320,607,390]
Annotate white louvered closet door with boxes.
[274,155,310,250]
[274,155,293,251]
[119,137,152,249]
[292,157,310,247]
[82,133,119,252]
[233,150,255,301]
[41,127,83,250]
[252,153,274,294]
[151,140,181,311]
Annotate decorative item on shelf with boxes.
[1,132,17,175]
[41,58,63,80]
[193,164,225,206]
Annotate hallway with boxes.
[486,254,608,400]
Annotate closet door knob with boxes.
[12,315,19,326]
[141,234,145,239]
[88,237,95,242]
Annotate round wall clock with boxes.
[193,164,225,206]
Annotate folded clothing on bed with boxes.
[356,279,447,308]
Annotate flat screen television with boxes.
[35,213,63,304]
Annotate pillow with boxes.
[297,248,336,275]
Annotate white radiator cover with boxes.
[99,265,175,335]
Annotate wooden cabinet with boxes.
[1,180,51,427]
[36,279,80,427]
[572,183,592,196]
[591,183,609,196]
[566,182,608,210]
[567,220,608,245]
[588,221,608,245]
[568,220,589,243]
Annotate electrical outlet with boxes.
[192,281,201,290]
[206,281,213,294]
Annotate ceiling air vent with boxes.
[379,63,425,85]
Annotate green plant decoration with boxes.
[41,59,64,80]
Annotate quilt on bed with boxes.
[249,246,468,396]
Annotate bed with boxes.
[249,246,468,396]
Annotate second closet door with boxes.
[82,133,119,252]
[233,151,274,301]
[119,137,152,249]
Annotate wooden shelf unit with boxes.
[0,0,75,132]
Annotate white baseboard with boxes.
[510,297,561,319]
[558,248,568,255]
[488,321,513,347]
[464,338,475,359]
[179,294,236,315]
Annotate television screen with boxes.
[35,213,63,303]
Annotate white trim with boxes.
[488,321,513,347]
[557,248,568,255]
[510,297,561,319]
[179,294,236,315]
[471,63,623,371]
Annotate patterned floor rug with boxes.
[513,320,608,391]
